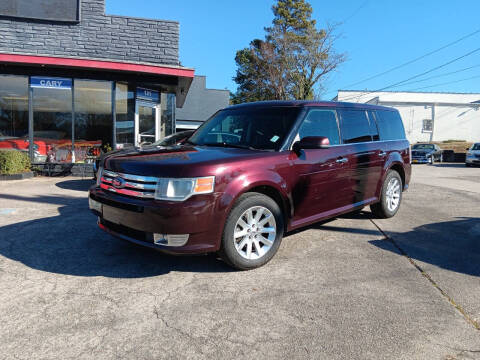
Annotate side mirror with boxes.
[293,136,330,154]
[466,148,470,151]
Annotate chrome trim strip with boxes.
[123,181,156,191]
[103,170,159,183]
[100,184,155,198]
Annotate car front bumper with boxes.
[411,157,430,164]
[89,186,224,254]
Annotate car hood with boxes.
[103,145,268,178]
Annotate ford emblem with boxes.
[112,177,126,189]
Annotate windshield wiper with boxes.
[199,142,260,151]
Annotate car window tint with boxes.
[375,110,406,140]
[338,109,372,144]
[367,111,380,141]
[297,109,340,145]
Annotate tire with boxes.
[219,193,284,270]
[466,163,471,167]
[370,170,403,219]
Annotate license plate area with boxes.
[103,205,126,225]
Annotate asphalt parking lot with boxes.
[0,164,479,360]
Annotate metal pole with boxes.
[112,82,117,150]
[430,104,435,143]
[71,79,75,164]
[28,80,34,162]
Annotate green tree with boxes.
[232,0,345,103]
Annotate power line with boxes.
[340,46,480,101]
[343,28,480,89]
[388,64,480,89]
[341,1,369,24]
[408,74,480,91]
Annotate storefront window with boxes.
[32,79,72,163]
[0,75,29,154]
[115,83,135,148]
[74,79,113,163]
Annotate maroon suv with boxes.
[89,101,411,269]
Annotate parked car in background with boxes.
[411,143,443,164]
[89,101,411,270]
[465,143,480,167]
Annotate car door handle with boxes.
[379,151,387,157]
[336,157,348,164]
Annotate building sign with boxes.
[0,0,80,23]
[31,77,72,90]
[137,87,159,103]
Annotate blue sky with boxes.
[106,1,480,99]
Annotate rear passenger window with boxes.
[338,109,372,144]
[298,109,340,145]
[367,111,380,141]
[375,110,406,140]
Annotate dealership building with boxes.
[334,90,480,143]
[0,0,196,165]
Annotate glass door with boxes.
[31,77,73,163]
[135,101,159,146]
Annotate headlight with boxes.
[466,151,473,157]
[96,166,103,186]
[154,176,215,201]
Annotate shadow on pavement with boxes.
[369,217,480,277]
[290,211,480,277]
[432,163,467,168]
[0,185,232,278]
[55,179,95,192]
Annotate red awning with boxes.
[0,53,194,78]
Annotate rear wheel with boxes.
[371,170,403,219]
[219,193,284,270]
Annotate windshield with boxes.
[188,107,301,151]
[413,144,434,150]
[472,143,480,150]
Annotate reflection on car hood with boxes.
[103,144,266,178]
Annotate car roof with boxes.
[226,100,396,112]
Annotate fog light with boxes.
[153,234,189,247]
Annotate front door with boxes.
[290,108,352,227]
[135,101,159,146]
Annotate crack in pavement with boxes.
[369,219,480,332]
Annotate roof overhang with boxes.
[0,53,194,107]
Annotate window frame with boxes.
[337,108,374,144]
[290,107,342,149]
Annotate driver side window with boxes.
[297,109,341,145]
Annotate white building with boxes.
[334,90,480,143]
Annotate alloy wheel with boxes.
[385,178,401,212]
[233,206,277,260]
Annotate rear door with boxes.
[337,109,379,204]
[290,108,352,226]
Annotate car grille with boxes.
[100,170,157,199]
[411,151,426,158]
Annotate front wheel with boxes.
[370,170,403,219]
[219,193,284,270]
